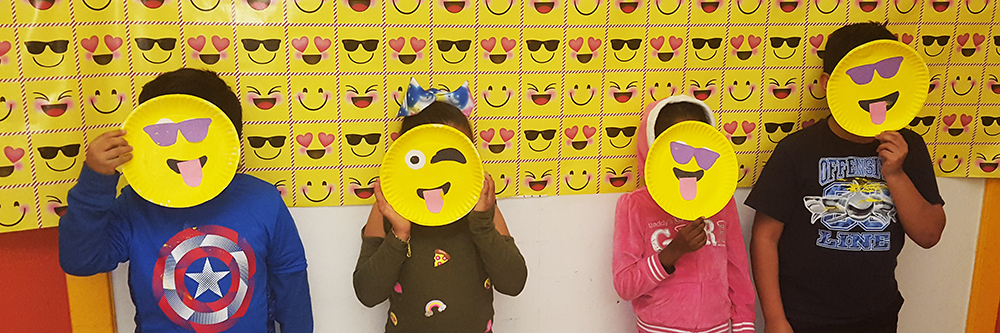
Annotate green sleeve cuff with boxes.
[382,232,409,254]
[467,206,497,235]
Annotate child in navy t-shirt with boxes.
[59,68,313,332]
[746,22,945,333]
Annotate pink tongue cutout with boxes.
[177,159,204,187]
[423,189,444,213]
[869,101,887,125]
[679,177,698,201]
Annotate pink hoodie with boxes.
[612,95,756,333]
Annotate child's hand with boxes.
[669,217,708,254]
[876,131,908,177]
[85,129,133,175]
[374,179,411,241]
[473,172,496,212]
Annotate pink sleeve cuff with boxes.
[646,254,669,282]
[732,322,755,332]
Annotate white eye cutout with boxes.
[405,150,426,170]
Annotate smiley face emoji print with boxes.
[380,124,483,226]
[121,95,240,208]
[645,121,738,221]
[827,40,929,137]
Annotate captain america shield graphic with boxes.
[153,225,257,332]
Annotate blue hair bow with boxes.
[397,78,475,118]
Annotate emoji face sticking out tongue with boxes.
[645,121,737,221]
[380,124,484,227]
[827,40,928,137]
[121,95,240,208]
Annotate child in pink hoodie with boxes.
[613,95,756,333]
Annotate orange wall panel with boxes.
[0,228,73,333]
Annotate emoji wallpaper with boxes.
[0,0,997,233]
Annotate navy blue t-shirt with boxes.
[745,118,944,326]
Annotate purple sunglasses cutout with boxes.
[844,56,904,85]
[670,141,720,170]
[142,118,213,147]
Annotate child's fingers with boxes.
[690,228,707,241]
[481,175,491,197]
[96,129,125,141]
[485,174,495,200]
[875,130,901,143]
[106,145,133,159]
[685,220,703,232]
[114,153,133,165]
[373,180,387,203]
[679,221,695,234]
[105,136,129,149]
[695,232,708,245]
[690,219,706,232]
[691,233,708,247]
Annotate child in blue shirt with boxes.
[59,68,313,333]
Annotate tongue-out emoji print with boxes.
[827,40,928,137]
[121,94,240,208]
[380,124,483,226]
[645,121,737,221]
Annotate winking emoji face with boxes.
[121,95,240,208]
[827,40,928,137]
[380,124,484,226]
[645,121,738,221]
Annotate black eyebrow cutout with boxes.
[430,148,467,164]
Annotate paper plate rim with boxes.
[645,121,738,221]
[828,40,929,137]
[381,124,485,226]
[120,94,240,208]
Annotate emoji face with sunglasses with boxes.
[133,35,179,71]
[827,40,929,137]
[690,37,723,62]
[121,95,240,208]
[981,116,1000,136]
[32,131,84,182]
[23,39,71,76]
[435,37,474,71]
[907,115,936,136]
[241,38,281,65]
[247,135,287,161]
[645,121,737,221]
[610,38,642,64]
[525,39,560,64]
[339,36,380,71]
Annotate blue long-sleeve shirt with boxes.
[59,165,313,333]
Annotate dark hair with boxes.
[399,101,474,140]
[653,102,710,137]
[138,68,243,137]
[823,21,897,74]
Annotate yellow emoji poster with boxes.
[0,0,995,233]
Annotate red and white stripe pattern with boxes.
[645,254,669,282]
[732,322,755,332]
[637,319,754,333]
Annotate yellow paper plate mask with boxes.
[827,40,929,137]
[645,121,737,221]
[381,124,484,226]
[121,95,240,208]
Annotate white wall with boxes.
[112,178,985,332]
